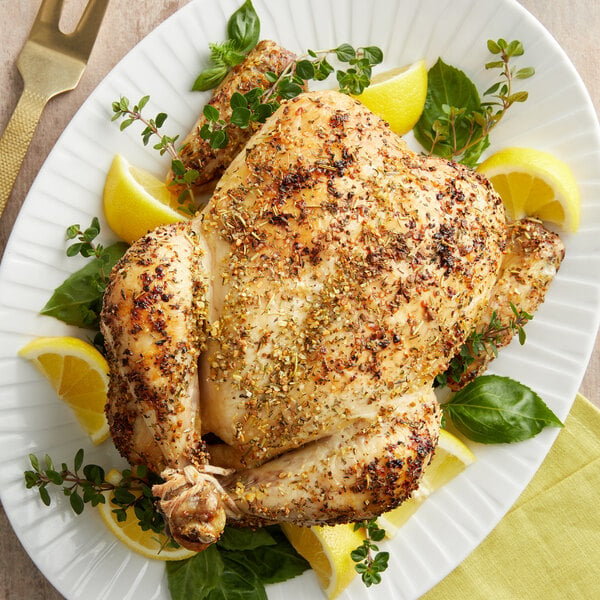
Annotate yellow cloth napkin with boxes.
[423,393,600,599]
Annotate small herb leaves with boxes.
[111,96,199,211]
[414,58,489,166]
[194,43,383,151]
[24,450,165,534]
[351,519,389,587]
[442,375,563,444]
[437,304,533,387]
[193,0,260,91]
[166,525,309,600]
[414,38,534,166]
[41,220,127,330]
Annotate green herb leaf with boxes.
[362,46,384,65]
[209,40,246,69]
[167,545,224,600]
[335,43,356,62]
[70,491,85,515]
[203,105,220,122]
[227,0,260,54]
[216,526,276,551]
[295,59,315,80]
[39,486,51,506]
[193,66,229,92]
[414,58,488,166]
[442,375,564,444]
[230,106,252,128]
[223,526,310,584]
[40,242,128,330]
[207,556,267,600]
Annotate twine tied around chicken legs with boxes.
[155,463,241,520]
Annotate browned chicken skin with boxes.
[166,40,300,195]
[101,90,511,551]
[448,218,565,390]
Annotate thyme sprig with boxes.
[437,303,533,386]
[351,518,389,587]
[111,96,199,212]
[24,449,166,535]
[65,217,104,260]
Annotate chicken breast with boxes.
[102,90,507,550]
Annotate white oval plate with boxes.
[0,0,599,598]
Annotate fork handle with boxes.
[0,87,49,219]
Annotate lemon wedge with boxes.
[98,468,197,561]
[353,60,428,135]
[378,429,476,537]
[18,336,110,444]
[103,154,187,243]
[477,146,581,232]
[281,522,365,599]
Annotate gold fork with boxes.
[0,0,109,219]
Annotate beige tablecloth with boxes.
[0,1,598,598]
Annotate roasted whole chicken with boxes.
[101,88,563,551]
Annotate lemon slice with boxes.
[378,429,476,537]
[477,146,581,232]
[103,153,187,243]
[281,522,365,599]
[353,60,428,135]
[98,469,196,561]
[18,336,110,444]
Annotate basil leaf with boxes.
[207,555,266,600]
[167,545,224,600]
[442,375,563,444]
[209,41,246,69]
[193,66,228,92]
[40,242,128,330]
[225,527,310,584]
[217,525,276,551]
[413,58,489,166]
[227,0,260,54]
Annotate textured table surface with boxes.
[0,1,598,598]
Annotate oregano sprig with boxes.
[351,519,389,586]
[195,43,383,149]
[264,43,384,99]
